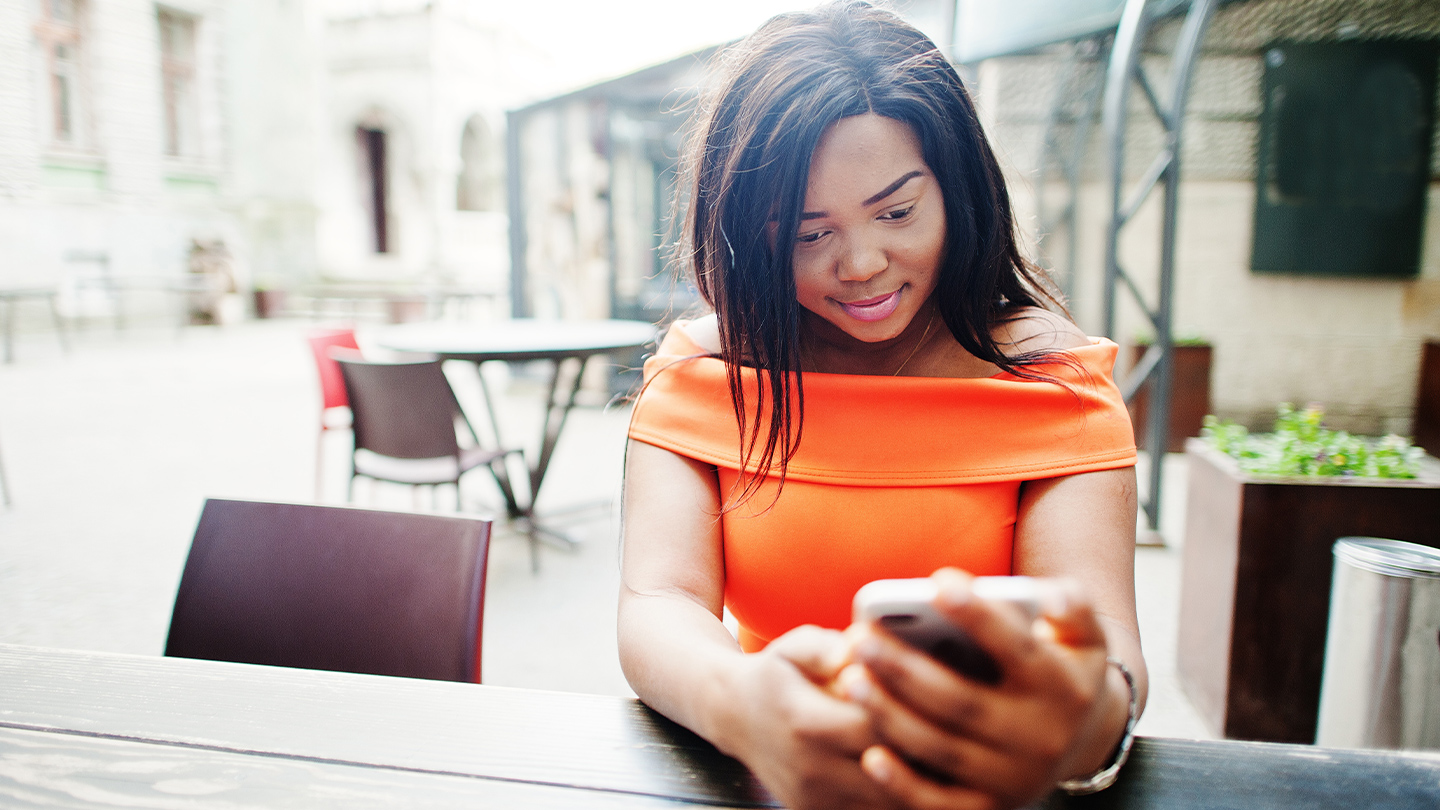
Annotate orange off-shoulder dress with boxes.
[628,324,1137,652]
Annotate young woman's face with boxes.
[790,114,946,345]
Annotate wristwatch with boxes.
[1057,657,1138,795]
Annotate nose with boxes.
[836,232,887,282]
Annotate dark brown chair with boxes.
[165,498,492,682]
[333,351,521,518]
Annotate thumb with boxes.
[1035,579,1107,650]
[768,624,852,683]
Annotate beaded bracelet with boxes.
[1056,656,1138,795]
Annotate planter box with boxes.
[1128,343,1212,454]
[1416,340,1440,456]
[1177,439,1440,743]
[253,289,288,319]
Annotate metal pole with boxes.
[505,110,528,318]
[1101,0,1149,341]
[1100,0,1216,537]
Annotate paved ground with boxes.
[0,316,1211,739]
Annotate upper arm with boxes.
[620,439,727,618]
[1013,466,1141,657]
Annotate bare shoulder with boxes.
[991,307,1090,356]
[677,313,722,353]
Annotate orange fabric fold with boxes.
[628,323,1136,650]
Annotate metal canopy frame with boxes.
[1035,35,1112,304]
[1099,0,1217,536]
[1030,0,1217,538]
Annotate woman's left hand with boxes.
[838,568,1124,810]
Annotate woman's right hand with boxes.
[718,624,903,810]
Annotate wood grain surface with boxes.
[0,726,748,809]
[0,644,774,808]
[3,644,1438,808]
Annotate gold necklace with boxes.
[892,311,937,376]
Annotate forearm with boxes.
[617,586,749,753]
[1058,618,1147,781]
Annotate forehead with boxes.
[805,114,927,203]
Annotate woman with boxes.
[619,3,1146,809]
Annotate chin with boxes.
[834,317,909,343]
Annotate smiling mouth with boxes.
[835,289,903,322]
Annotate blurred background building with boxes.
[0,0,549,321]
[1,0,1437,439]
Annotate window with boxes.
[358,127,390,253]
[1251,40,1438,278]
[158,9,198,157]
[33,0,85,146]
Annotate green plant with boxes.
[1132,332,1211,347]
[1201,404,1424,479]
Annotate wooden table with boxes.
[376,319,656,548]
[2,644,1437,808]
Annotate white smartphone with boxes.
[852,576,1042,685]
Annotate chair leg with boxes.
[0,434,11,507]
[315,428,326,501]
[48,292,69,353]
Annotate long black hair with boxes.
[676,0,1066,506]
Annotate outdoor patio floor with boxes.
[0,317,1212,740]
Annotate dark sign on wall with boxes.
[1251,40,1437,278]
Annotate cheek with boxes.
[792,264,823,305]
[791,250,830,293]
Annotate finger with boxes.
[840,664,1018,792]
[1033,578,1108,650]
[861,746,999,810]
[769,624,853,683]
[767,658,886,757]
[851,627,1000,736]
[926,569,1041,680]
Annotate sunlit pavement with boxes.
[0,317,1210,738]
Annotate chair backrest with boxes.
[306,328,360,411]
[165,499,491,683]
[334,352,466,461]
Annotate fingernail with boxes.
[855,637,882,663]
[845,672,871,703]
[938,581,972,610]
[861,747,891,783]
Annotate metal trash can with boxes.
[1316,537,1440,750]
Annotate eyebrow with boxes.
[799,170,926,220]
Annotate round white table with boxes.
[376,319,657,556]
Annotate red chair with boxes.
[306,328,359,499]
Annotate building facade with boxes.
[977,0,1440,435]
[0,0,546,328]
[0,0,273,322]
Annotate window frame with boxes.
[32,0,87,148]
[157,7,200,159]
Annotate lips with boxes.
[836,290,902,322]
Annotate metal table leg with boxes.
[472,355,598,566]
